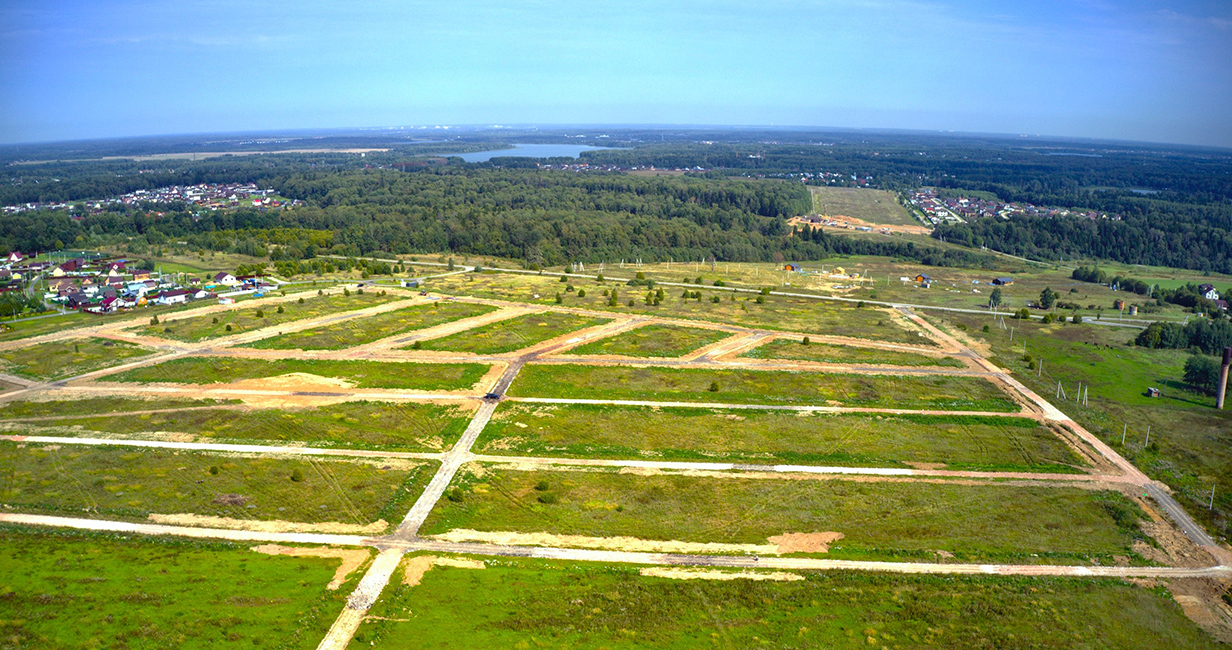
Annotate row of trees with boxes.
[1135,319,1232,354]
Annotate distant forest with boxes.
[2,130,1230,270]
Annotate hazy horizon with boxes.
[3,1,1231,148]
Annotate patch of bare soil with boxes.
[768,531,845,554]
[640,567,804,582]
[212,493,249,506]
[1168,577,1232,643]
[401,555,486,586]
[251,544,372,589]
[230,373,356,391]
[903,462,947,470]
[148,513,388,535]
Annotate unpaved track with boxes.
[0,434,444,461]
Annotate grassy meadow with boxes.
[246,301,493,350]
[104,356,490,390]
[564,324,731,357]
[0,337,153,380]
[412,311,608,355]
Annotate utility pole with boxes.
[1144,425,1151,446]
[1210,485,1217,510]
[1121,424,1127,445]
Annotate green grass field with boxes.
[0,312,93,343]
[928,311,1232,540]
[810,186,916,226]
[423,467,1145,563]
[17,401,471,450]
[0,527,350,649]
[0,442,434,528]
[351,557,1219,649]
[742,337,964,367]
[0,397,236,418]
[426,272,935,345]
[0,337,153,380]
[104,356,490,390]
[246,301,494,350]
[508,364,1018,411]
[412,311,608,355]
[564,324,731,357]
[136,290,402,342]
[477,405,1085,471]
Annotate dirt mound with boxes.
[768,532,845,554]
[212,493,249,506]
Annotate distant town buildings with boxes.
[1,183,302,216]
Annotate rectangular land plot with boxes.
[245,301,494,350]
[0,441,435,529]
[412,311,609,355]
[0,527,353,650]
[428,273,935,345]
[104,356,490,390]
[351,557,1219,650]
[810,186,916,225]
[0,337,153,380]
[0,397,237,418]
[422,467,1146,563]
[477,405,1086,472]
[136,291,402,342]
[508,365,1018,411]
[742,337,964,367]
[14,401,471,450]
[563,323,731,358]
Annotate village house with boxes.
[1198,284,1220,301]
[991,277,1014,286]
[155,289,192,305]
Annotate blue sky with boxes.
[2,0,1231,146]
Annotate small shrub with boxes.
[255,309,265,318]
[802,336,810,346]
[596,274,604,282]
[209,465,220,475]
[446,488,465,503]
[559,275,568,283]
[957,323,968,331]
[857,301,866,308]
[708,381,720,392]
[537,493,558,504]
[755,296,765,304]
[225,324,232,332]
[411,341,423,350]
[317,289,323,296]
[290,468,304,482]
[577,289,586,298]
[212,317,219,324]
[627,300,634,306]
[534,480,550,491]
[982,324,990,332]
[555,293,563,304]
[636,271,645,280]
[710,295,721,303]
[276,305,284,314]
[713,280,726,287]
[163,327,171,333]
[150,315,159,325]
[343,288,350,297]
[565,284,575,292]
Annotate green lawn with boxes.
[426,272,935,345]
[508,364,1018,411]
[19,401,471,450]
[0,397,235,419]
[0,527,350,649]
[810,186,916,225]
[564,324,731,357]
[477,405,1084,472]
[412,311,609,355]
[246,301,494,350]
[742,337,965,367]
[135,290,402,342]
[104,357,490,390]
[0,337,154,380]
[0,442,434,528]
[350,557,1220,650]
[423,467,1145,563]
[928,311,1232,540]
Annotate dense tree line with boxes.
[1135,319,1232,354]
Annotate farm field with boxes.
[508,364,1018,411]
[0,337,153,380]
[426,271,935,344]
[742,337,964,366]
[563,323,731,357]
[134,290,402,342]
[5,401,472,450]
[245,301,494,350]
[810,186,916,225]
[411,310,608,354]
[476,404,1085,471]
[351,556,1220,650]
[104,356,491,390]
[0,527,353,649]
[422,466,1145,563]
[0,441,435,528]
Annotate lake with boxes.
[448,144,618,162]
